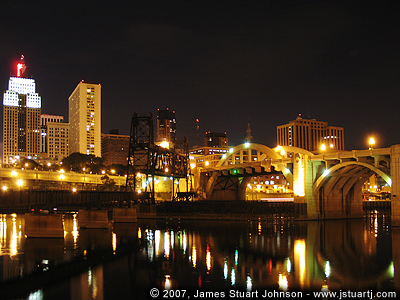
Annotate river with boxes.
[0,210,396,299]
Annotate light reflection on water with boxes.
[0,210,395,299]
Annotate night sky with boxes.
[1,0,400,151]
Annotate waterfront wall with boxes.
[0,190,134,213]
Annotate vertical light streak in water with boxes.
[72,214,79,248]
[138,227,142,239]
[286,258,291,273]
[231,268,236,286]
[0,215,5,253]
[10,214,17,256]
[165,275,171,290]
[183,230,187,254]
[294,239,306,288]
[155,230,161,257]
[192,245,197,268]
[206,244,212,272]
[235,249,239,265]
[164,231,170,258]
[388,261,394,278]
[278,274,288,291]
[224,261,228,279]
[112,232,117,253]
[147,229,154,262]
[246,275,252,291]
[325,261,330,278]
[87,267,99,299]
[171,230,174,249]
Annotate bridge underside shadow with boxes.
[206,167,281,201]
[312,160,391,219]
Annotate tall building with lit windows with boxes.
[156,108,176,146]
[68,81,101,157]
[2,56,41,164]
[277,114,344,152]
[41,114,65,153]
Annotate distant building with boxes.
[204,132,228,147]
[156,108,176,147]
[189,146,229,168]
[2,56,41,164]
[101,131,130,166]
[41,114,64,153]
[68,81,101,157]
[47,121,69,161]
[277,114,344,152]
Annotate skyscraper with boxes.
[2,56,41,164]
[277,114,344,152]
[68,81,101,157]
[40,114,64,153]
[156,108,176,147]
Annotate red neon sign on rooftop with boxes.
[16,55,26,77]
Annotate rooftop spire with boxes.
[245,123,252,143]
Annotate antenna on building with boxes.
[196,118,200,146]
[245,123,252,143]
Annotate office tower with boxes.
[47,121,69,161]
[3,56,41,164]
[156,108,176,147]
[68,81,101,157]
[204,132,228,147]
[101,130,130,166]
[41,114,64,153]
[277,114,344,152]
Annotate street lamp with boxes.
[369,137,376,150]
[320,144,326,151]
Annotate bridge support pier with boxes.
[314,189,363,219]
[391,145,400,226]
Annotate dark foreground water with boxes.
[0,211,397,299]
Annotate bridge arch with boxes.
[215,143,282,167]
[313,161,391,197]
[205,143,311,200]
[206,143,283,200]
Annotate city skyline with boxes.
[1,1,400,151]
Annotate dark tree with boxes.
[62,153,105,174]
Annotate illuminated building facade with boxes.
[190,146,229,168]
[277,114,344,152]
[68,81,101,157]
[40,114,64,153]
[2,56,41,164]
[101,131,130,166]
[47,121,69,161]
[156,108,176,147]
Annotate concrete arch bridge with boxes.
[199,143,400,222]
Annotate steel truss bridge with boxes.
[125,113,192,203]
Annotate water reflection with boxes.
[0,211,395,299]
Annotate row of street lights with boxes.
[320,137,376,152]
